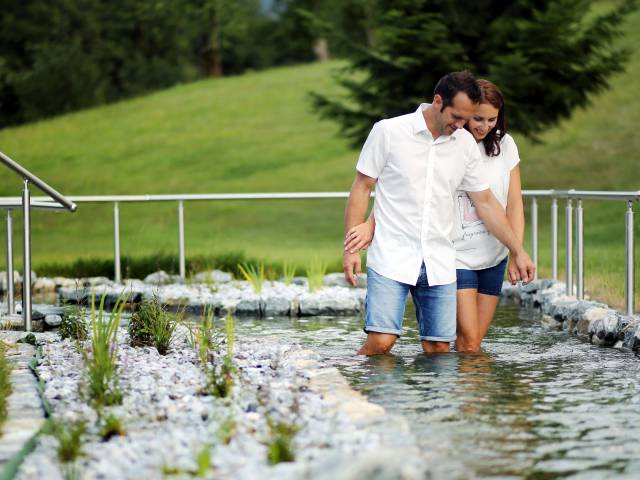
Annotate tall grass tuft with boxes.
[82,290,129,408]
[306,258,327,292]
[266,416,299,464]
[237,263,265,293]
[98,414,126,441]
[0,344,12,431]
[282,261,297,285]
[129,294,179,355]
[51,418,87,463]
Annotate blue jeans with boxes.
[364,263,457,342]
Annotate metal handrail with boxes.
[0,151,77,211]
[1,150,77,331]
[2,189,637,317]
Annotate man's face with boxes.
[434,92,477,136]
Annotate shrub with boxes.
[129,294,178,355]
[60,303,88,341]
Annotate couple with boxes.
[342,71,535,356]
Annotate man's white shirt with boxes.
[356,103,489,286]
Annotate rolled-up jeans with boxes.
[364,262,457,342]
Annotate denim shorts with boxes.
[364,263,457,342]
[456,257,508,296]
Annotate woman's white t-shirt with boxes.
[452,133,520,270]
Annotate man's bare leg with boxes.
[421,340,450,353]
[358,332,398,355]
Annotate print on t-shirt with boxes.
[457,192,489,241]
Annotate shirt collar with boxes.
[413,103,457,143]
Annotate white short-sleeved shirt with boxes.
[452,134,520,270]
[356,103,489,286]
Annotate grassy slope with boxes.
[0,5,638,306]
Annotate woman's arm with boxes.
[505,165,525,283]
[344,212,376,253]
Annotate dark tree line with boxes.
[0,0,368,127]
[312,0,637,146]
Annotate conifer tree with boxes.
[312,0,637,146]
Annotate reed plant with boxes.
[129,294,179,355]
[98,414,126,441]
[188,306,219,368]
[51,418,87,462]
[204,314,236,398]
[0,344,12,431]
[266,416,299,464]
[82,290,129,408]
[282,261,297,285]
[237,262,265,293]
[305,258,327,292]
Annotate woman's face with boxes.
[468,102,499,141]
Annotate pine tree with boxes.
[311,0,637,146]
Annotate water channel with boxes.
[230,303,640,479]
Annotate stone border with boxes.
[0,335,46,479]
[502,279,640,353]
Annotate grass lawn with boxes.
[1,5,639,308]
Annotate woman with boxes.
[344,79,524,352]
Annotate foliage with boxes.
[204,314,236,398]
[266,417,299,464]
[129,294,179,355]
[51,418,87,463]
[60,302,88,341]
[98,414,126,441]
[306,258,327,292]
[282,261,297,285]
[217,417,237,444]
[81,290,129,408]
[237,263,266,293]
[0,344,12,431]
[17,333,37,346]
[311,0,637,146]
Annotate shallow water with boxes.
[229,303,640,479]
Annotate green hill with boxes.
[1,6,638,307]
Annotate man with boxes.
[343,71,535,356]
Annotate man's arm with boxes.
[467,188,535,284]
[343,172,377,286]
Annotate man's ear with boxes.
[432,94,443,108]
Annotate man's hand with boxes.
[508,249,535,285]
[343,251,362,287]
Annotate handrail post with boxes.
[22,180,32,331]
[576,199,584,300]
[114,202,121,283]
[531,197,538,280]
[5,210,14,315]
[626,200,635,316]
[551,197,558,280]
[178,200,185,280]
[566,198,573,296]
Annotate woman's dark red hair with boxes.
[475,79,506,157]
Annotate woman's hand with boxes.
[507,257,519,285]
[344,221,374,253]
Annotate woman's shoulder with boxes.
[499,133,520,166]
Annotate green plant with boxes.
[217,417,236,445]
[306,258,327,292]
[129,294,179,355]
[237,262,265,293]
[60,302,88,341]
[189,306,219,368]
[51,418,86,463]
[0,344,12,431]
[17,333,37,346]
[98,414,126,441]
[82,289,129,408]
[282,261,297,285]
[194,445,211,477]
[62,463,81,480]
[266,417,299,465]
